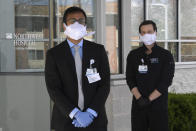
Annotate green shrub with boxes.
[168,93,196,131]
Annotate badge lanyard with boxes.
[141,58,144,65]
[89,59,97,73]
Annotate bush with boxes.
[168,93,196,131]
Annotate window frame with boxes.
[130,0,196,67]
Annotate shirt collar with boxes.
[67,39,83,48]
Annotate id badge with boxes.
[86,68,94,76]
[138,65,148,73]
[86,68,98,76]
[87,73,101,84]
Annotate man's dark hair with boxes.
[63,6,87,24]
[139,20,157,33]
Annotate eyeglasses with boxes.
[66,18,86,25]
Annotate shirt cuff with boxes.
[69,108,80,119]
[86,108,98,118]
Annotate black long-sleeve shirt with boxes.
[126,44,175,109]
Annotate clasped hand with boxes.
[72,111,94,128]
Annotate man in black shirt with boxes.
[126,20,175,131]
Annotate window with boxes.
[105,0,120,74]
[147,0,178,61]
[130,0,144,50]
[180,0,196,62]
[0,0,123,73]
[130,0,196,63]
[28,50,44,60]
[52,0,121,74]
[28,50,36,60]
[53,0,96,44]
[0,0,49,72]
[26,49,44,69]
[37,50,44,60]
[147,0,177,40]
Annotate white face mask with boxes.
[64,22,87,40]
[139,32,156,45]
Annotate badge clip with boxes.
[141,58,144,65]
[90,59,95,69]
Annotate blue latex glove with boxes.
[74,111,94,127]
[72,119,83,128]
